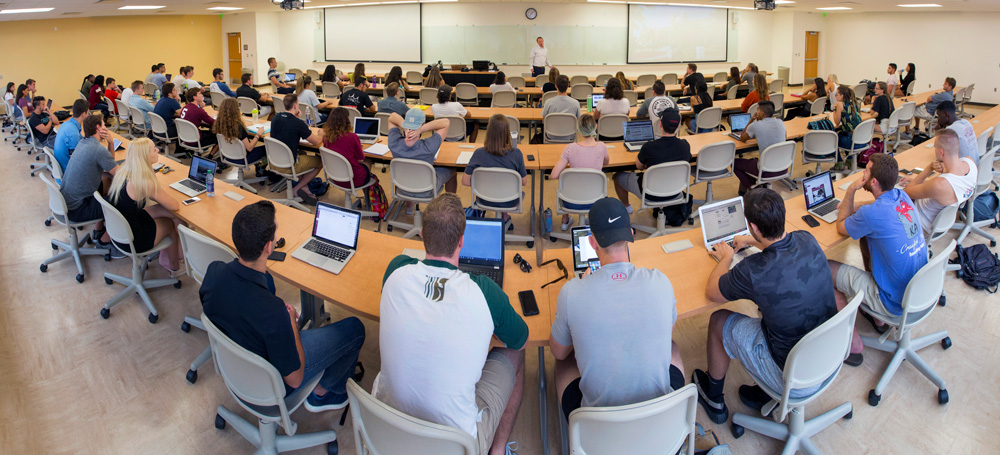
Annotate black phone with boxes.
[267,251,287,261]
[801,214,820,228]
[527,154,535,162]
[518,290,540,316]
[899,168,911,175]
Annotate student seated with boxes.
[430,84,477,142]
[81,74,95,99]
[614,71,633,91]
[831,86,863,169]
[695,188,839,424]
[339,78,377,116]
[896,63,915,98]
[387,108,456,197]
[687,81,715,133]
[594,78,630,124]
[734,101,788,194]
[60,114,118,247]
[151,63,167,90]
[181,66,202,89]
[613,108,690,214]
[721,66,741,100]
[201,200,365,412]
[104,78,122,115]
[741,73,769,113]
[870,82,895,135]
[489,71,514,93]
[296,75,336,123]
[235,73,273,118]
[171,66,187,87]
[637,81,677,121]
[179,87,218,154]
[885,63,900,99]
[461,114,528,226]
[384,66,411,93]
[322,107,374,190]
[934,101,978,161]
[210,68,237,98]
[425,66,445,89]
[914,77,955,132]
[270,93,324,205]
[267,57,295,94]
[128,81,156,130]
[740,63,758,88]
[541,75,580,142]
[551,197,684,419]
[377,193,528,455]
[542,67,560,93]
[377,83,409,118]
[828,154,927,364]
[88,75,111,125]
[900,129,977,234]
[153,82,183,139]
[28,96,60,148]
[550,114,609,230]
[784,77,828,120]
[53,99,89,171]
[320,64,345,90]
[681,63,705,96]
[212,98,266,166]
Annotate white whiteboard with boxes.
[627,5,728,63]
[324,4,421,62]
[421,25,627,66]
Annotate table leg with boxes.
[536,169,546,266]
[530,168,536,241]
[538,346,550,455]
[298,290,329,330]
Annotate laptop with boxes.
[473,60,490,71]
[802,171,842,223]
[168,156,217,197]
[165,74,172,81]
[458,217,506,288]
[292,202,362,275]
[354,117,380,144]
[698,196,761,269]
[591,94,604,104]
[623,120,655,151]
[728,113,752,140]
[285,73,296,83]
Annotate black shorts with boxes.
[561,364,685,419]
[66,195,104,224]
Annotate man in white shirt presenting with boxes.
[529,36,554,77]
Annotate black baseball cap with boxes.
[659,107,681,131]
[588,197,634,248]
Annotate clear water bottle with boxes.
[586,96,593,112]
[543,208,553,234]
[154,89,160,101]
[206,169,215,197]
[251,108,259,124]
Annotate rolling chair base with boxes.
[861,328,950,406]
[101,257,180,322]
[386,200,423,239]
[181,316,212,384]
[215,405,338,455]
[632,210,691,239]
[732,402,853,455]
[41,228,106,282]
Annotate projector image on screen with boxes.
[628,5,728,63]
[755,0,776,11]
[279,0,304,10]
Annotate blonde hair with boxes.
[426,67,444,88]
[109,138,159,206]
[827,74,839,85]
[753,73,769,100]
[577,113,597,138]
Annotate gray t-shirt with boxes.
[925,90,953,117]
[746,117,787,151]
[637,95,677,120]
[60,137,116,210]
[378,97,410,118]
[742,71,756,88]
[551,262,678,408]
[542,95,581,141]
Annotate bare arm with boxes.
[905,175,955,207]
[462,173,472,186]
[549,157,569,179]
[423,118,450,139]
[705,242,734,303]
[149,183,180,212]
[388,112,404,129]
[548,337,573,361]
[835,177,864,236]
[307,128,322,146]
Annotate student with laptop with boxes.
[387,108,457,197]
[456,216,507,288]
[694,188,839,424]
[800,171,842,224]
[377,193,528,455]
[551,197,685,420]
[622,120,655,152]
[210,68,237,98]
[53,99,90,172]
[732,101,788,195]
[60,114,119,248]
[613,108,690,214]
[169,156,218,198]
[271,93,324,206]
[636,81,676,121]
[266,57,295,95]
[202,200,366,412]
[899,129,977,234]
[550,114,609,231]
[462,114,528,228]
[296,75,336,123]
[322,107,374,191]
[828,154,927,365]
[541,75,580,142]
[107,138,184,273]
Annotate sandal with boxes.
[861,311,889,335]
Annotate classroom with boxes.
[2,0,1000,453]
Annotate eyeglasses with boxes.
[540,258,568,289]
[513,253,531,273]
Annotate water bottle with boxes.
[154,89,160,101]
[586,96,593,112]
[206,169,215,197]
[543,208,553,234]
[251,108,259,124]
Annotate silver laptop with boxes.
[458,217,505,288]
[698,196,761,269]
[292,202,362,275]
[728,113,752,140]
[354,116,380,144]
[802,171,842,223]
[623,120,655,151]
[168,156,217,197]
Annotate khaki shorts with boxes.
[835,264,895,317]
[475,350,516,455]
[271,154,322,176]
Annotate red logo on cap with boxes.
[611,272,627,281]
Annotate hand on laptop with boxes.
[730,235,755,252]
[710,241,734,262]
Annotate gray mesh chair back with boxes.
[148,112,173,144]
[406,71,423,85]
[557,169,607,214]
[299,103,321,125]
[535,74,550,87]
[597,114,628,139]
[976,127,992,159]
[237,96,258,115]
[841,119,877,174]
[800,130,839,174]
[896,101,915,126]
[506,115,520,143]
[375,112,392,136]
[644,87,655,100]
[440,115,466,142]
[595,74,612,86]
[809,96,827,115]
[471,167,524,213]
[623,90,638,106]
[44,148,63,182]
[508,76,526,89]
[264,137,310,211]
[927,204,959,245]
[571,84,593,102]
[747,103,759,119]
[569,384,698,455]
[319,146,377,217]
[306,69,320,81]
[455,83,479,106]
[344,106,361,126]
[543,113,578,143]
[114,99,131,132]
[661,73,678,85]
[539,91,557,108]
[419,88,437,105]
[637,74,657,86]
[770,93,784,117]
[769,79,784,94]
[144,83,158,96]
[713,72,728,83]
[570,75,589,86]
[905,80,917,96]
[390,158,438,203]
[706,85,716,100]
[323,81,342,98]
[272,96,287,114]
[347,379,477,455]
[39,173,106,281]
[694,141,736,185]
[491,90,517,108]
[640,161,690,210]
[726,85,739,100]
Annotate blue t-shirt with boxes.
[151,73,167,90]
[53,117,82,171]
[153,97,182,133]
[845,189,927,315]
[212,81,237,97]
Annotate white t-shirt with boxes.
[490,83,514,94]
[184,78,202,89]
[4,92,13,105]
[915,157,977,232]
[121,88,134,106]
[596,98,630,116]
[887,73,899,90]
[299,89,321,108]
[529,45,550,68]
[171,75,186,87]
[947,119,979,161]
[431,101,467,118]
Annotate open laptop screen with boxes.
[354,117,380,136]
[802,172,835,209]
[285,73,296,82]
[623,121,654,142]
[312,202,361,249]
[591,94,604,104]
[700,198,749,246]
[189,156,217,184]
[729,113,752,132]
[459,218,504,266]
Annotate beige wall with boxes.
[0,15,221,108]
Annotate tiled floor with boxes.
[2,102,998,454]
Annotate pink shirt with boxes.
[560,142,608,171]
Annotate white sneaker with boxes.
[625,205,634,214]
[560,220,571,231]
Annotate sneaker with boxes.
[98,240,127,259]
[738,385,773,412]
[296,189,318,207]
[692,369,729,424]
[304,391,349,413]
[625,205,633,214]
[844,353,864,367]
[560,221,571,231]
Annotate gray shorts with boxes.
[722,313,825,399]
[616,172,643,198]
[914,105,932,120]
[475,350,516,455]
[835,264,896,317]
[397,166,454,199]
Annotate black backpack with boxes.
[950,244,1000,293]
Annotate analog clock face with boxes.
[526,8,537,20]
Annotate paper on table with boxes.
[247,122,271,135]
[365,143,390,156]
[456,151,474,165]
[459,144,476,149]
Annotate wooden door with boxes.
[227,33,242,85]
[804,31,819,80]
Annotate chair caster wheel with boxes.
[938,295,946,307]
[174,280,182,289]
[386,225,393,232]
[40,264,48,273]
[51,243,59,250]
[526,241,534,248]
[688,217,694,226]
[76,274,85,283]
[181,321,191,332]
[30,172,36,177]
[105,277,113,285]
[844,409,853,420]
[148,313,159,324]
[868,389,880,407]
[730,423,744,439]
[104,253,111,262]
[327,441,339,455]
[991,240,997,248]
[100,308,111,319]
[938,389,949,404]
[186,369,198,384]
[215,414,226,430]
[44,219,52,226]
[86,237,93,245]
[941,337,952,349]
[956,270,964,278]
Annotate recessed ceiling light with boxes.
[816,6,852,10]
[775,0,796,4]
[898,3,941,7]
[118,5,166,10]
[666,2,754,9]
[0,7,55,14]
[207,6,243,10]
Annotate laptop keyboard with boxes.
[460,266,503,288]
[812,199,839,216]
[180,180,206,191]
[304,239,351,262]
[626,142,644,149]
[358,134,377,143]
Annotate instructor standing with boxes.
[530,37,553,77]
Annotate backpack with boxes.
[857,138,885,167]
[807,118,835,131]
[662,195,694,227]
[365,175,388,222]
[972,191,1000,225]
[909,132,931,146]
[949,244,1000,293]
